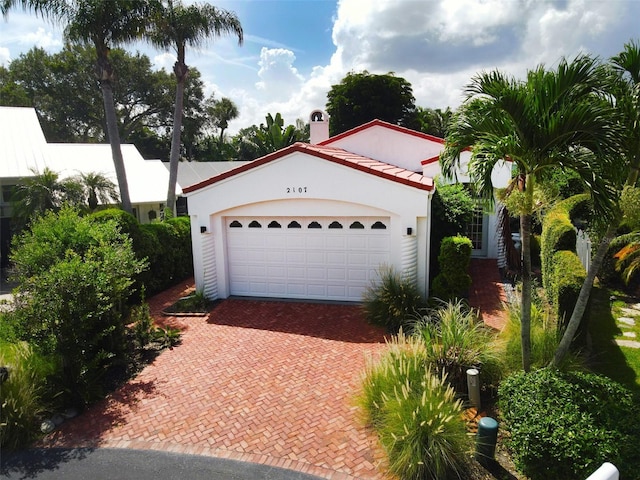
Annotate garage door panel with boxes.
[327,268,347,280]
[326,236,347,248]
[265,250,285,262]
[306,251,325,264]
[348,268,368,281]
[368,236,390,249]
[307,267,326,280]
[327,285,347,297]
[226,217,390,301]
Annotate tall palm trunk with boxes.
[166,60,187,215]
[100,78,132,214]
[520,184,534,372]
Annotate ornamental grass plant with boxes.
[412,299,499,392]
[362,265,424,332]
[0,341,56,449]
[357,330,471,479]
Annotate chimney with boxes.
[309,109,329,144]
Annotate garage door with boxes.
[226,216,391,301]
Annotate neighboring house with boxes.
[0,106,174,265]
[184,110,511,302]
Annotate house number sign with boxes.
[286,186,308,193]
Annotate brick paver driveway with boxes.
[41,280,389,479]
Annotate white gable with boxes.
[322,123,444,172]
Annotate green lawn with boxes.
[588,286,640,393]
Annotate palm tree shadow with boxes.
[588,287,639,395]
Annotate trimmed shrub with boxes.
[90,209,193,296]
[552,250,586,335]
[139,217,193,295]
[430,183,475,281]
[357,333,470,479]
[499,369,640,480]
[431,235,472,301]
[540,194,590,292]
[541,210,576,291]
[362,265,424,332]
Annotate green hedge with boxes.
[431,235,472,301]
[552,250,586,334]
[89,209,193,296]
[540,195,590,338]
[499,369,640,480]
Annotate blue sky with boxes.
[2,0,640,138]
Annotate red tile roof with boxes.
[182,142,434,193]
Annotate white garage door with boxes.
[226,216,391,301]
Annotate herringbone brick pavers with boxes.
[40,262,507,479]
[41,281,389,479]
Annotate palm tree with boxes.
[2,0,154,214]
[12,167,82,228]
[75,171,119,211]
[64,1,155,215]
[148,0,243,216]
[440,55,619,371]
[552,41,640,366]
[207,96,239,147]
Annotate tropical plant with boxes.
[206,95,239,147]
[441,55,620,371]
[614,231,640,285]
[415,106,453,138]
[362,265,424,332]
[11,167,83,229]
[553,41,640,366]
[74,171,119,211]
[147,0,243,215]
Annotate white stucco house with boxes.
[184,110,511,302]
[0,106,175,265]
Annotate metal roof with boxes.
[1,107,175,204]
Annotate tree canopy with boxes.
[326,71,417,136]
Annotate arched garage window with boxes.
[248,220,262,228]
[230,220,242,228]
[328,221,343,229]
[349,221,364,229]
[268,221,282,228]
[288,221,301,228]
[308,221,322,229]
[371,221,387,230]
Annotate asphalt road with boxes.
[0,448,325,480]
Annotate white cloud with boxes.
[20,27,62,50]
[0,47,10,67]
[255,47,304,94]
[3,0,640,138]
